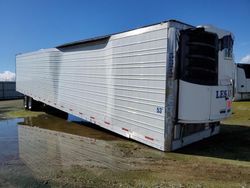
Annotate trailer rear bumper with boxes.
[171,125,220,151]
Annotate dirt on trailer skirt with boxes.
[0,99,249,188]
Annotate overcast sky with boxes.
[0,0,250,76]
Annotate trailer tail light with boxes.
[227,100,231,108]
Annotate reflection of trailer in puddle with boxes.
[18,119,135,177]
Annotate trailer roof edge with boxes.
[56,19,194,49]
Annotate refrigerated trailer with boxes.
[16,20,234,151]
[234,63,250,101]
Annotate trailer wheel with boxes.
[24,96,28,109]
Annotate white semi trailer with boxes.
[234,63,250,101]
[16,20,234,151]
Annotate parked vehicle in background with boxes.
[234,63,250,101]
[16,20,234,151]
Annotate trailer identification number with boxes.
[156,107,163,114]
[216,90,231,99]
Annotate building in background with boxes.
[0,82,23,100]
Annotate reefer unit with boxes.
[234,63,250,101]
[16,20,234,151]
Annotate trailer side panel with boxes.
[16,24,168,150]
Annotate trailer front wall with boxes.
[16,24,168,150]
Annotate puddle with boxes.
[0,114,144,187]
[1,113,249,187]
[0,118,22,164]
[1,100,250,187]
[0,118,47,187]
[21,114,121,141]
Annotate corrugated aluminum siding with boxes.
[16,23,168,150]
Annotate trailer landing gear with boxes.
[23,96,28,109]
[23,95,68,119]
[24,96,42,111]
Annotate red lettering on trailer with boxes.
[145,136,154,141]
[122,128,128,131]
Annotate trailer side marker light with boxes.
[69,109,73,111]
[227,100,231,108]
[122,128,128,131]
[61,105,64,108]
[79,112,83,115]
[104,121,110,125]
[90,116,95,119]
[145,136,154,141]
